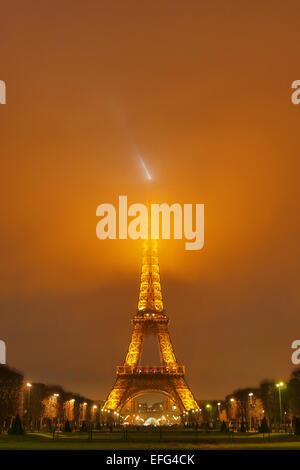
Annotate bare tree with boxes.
[0,365,23,430]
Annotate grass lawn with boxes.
[0,429,300,450]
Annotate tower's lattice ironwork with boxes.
[103,240,199,413]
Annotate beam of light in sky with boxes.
[139,156,152,181]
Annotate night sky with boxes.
[1,1,300,400]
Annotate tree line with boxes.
[1,364,299,433]
[0,364,98,432]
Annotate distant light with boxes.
[71,398,75,402]
[248,392,253,397]
[26,383,32,388]
[54,393,59,397]
[139,156,152,181]
[230,398,234,402]
[93,405,97,409]
[83,402,87,406]
[206,404,211,409]
[217,402,221,406]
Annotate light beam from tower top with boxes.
[139,156,152,181]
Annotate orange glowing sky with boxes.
[1,1,300,400]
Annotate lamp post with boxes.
[93,405,98,426]
[206,404,212,426]
[248,393,253,430]
[217,402,221,421]
[276,382,285,430]
[229,398,235,430]
[53,394,59,427]
[26,383,32,430]
[82,402,87,424]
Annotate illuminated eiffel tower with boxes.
[103,240,199,415]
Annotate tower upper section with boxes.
[137,240,164,315]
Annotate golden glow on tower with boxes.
[103,240,200,414]
[124,323,144,367]
[137,240,164,313]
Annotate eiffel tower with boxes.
[103,240,199,416]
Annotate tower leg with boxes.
[103,376,129,411]
[124,323,144,367]
[173,376,199,411]
[157,323,177,366]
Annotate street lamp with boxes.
[206,404,212,424]
[248,393,254,430]
[52,394,60,425]
[217,402,221,421]
[276,381,285,429]
[26,383,32,430]
[229,398,235,426]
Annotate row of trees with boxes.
[196,368,300,432]
[1,364,299,433]
[0,365,23,429]
[0,365,100,432]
